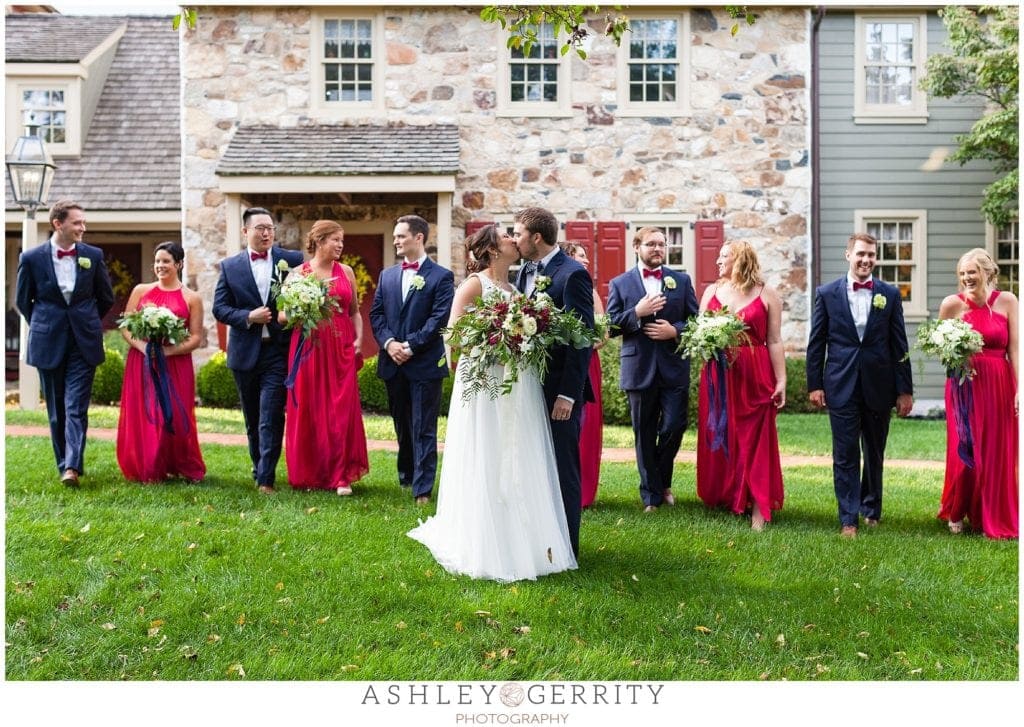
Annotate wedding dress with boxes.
[407,273,578,581]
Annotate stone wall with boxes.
[183,5,811,347]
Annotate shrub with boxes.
[196,350,239,408]
[597,338,630,426]
[92,346,125,404]
[783,355,817,414]
[103,328,129,357]
[357,353,455,415]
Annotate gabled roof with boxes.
[5,16,180,211]
[5,14,124,63]
[217,124,462,176]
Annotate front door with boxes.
[342,233,384,359]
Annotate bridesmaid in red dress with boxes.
[117,242,206,482]
[281,220,368,494]
[562,242,604,508]
[937,248,1018,539]
[696,241,786,530]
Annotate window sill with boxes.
[853,113,929,125]
[495,107,574,119]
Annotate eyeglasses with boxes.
[251,225,275,234]
[641,242,667,249]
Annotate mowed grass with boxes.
[4,430,1016,681]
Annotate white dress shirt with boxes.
[846,273,872,341]
[524,247,560,297]
[401,254,428,301]
[640,264,664,298]
[248,247,272,338]
[51,239,78,304]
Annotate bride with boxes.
[407,225,578,582]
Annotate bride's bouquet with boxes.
[676,307,748,362]
[447,289,594,400]
[117,304,187,345]
[916,317,984,383]
[272,272,340,339]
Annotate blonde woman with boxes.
[696,241,785,530]
[937,248,1018,538]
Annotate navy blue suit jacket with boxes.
[16,239,114,369]
[369,258,454,381]
[606,266,698,390]
[515,250,595,404]
[212,247,304,372]
[805,276,913,411]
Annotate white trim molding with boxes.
[495,21,572,118]
[615,11,691,118]
[218,174,456,194]
[854,12,929,125]
[622,213,699,274]
[855,208,929,320]
[310,9,387,118]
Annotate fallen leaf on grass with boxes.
[186,543,197,551]
[316,615,330,624]
[615,518,624,526]
[133,533,145,541]
[341,665,359,672]
[207,634,220,643]
[454,621,464,632]
[816,663,829,674]
[775,634,786,646]
[694,625,712,634]
[305,507,318,515]
[856,652,869,660]
[803,623,815,631]
[276,597,292,604]
[758,672,769,680]
[910,668,922,675]
[857,631,870,638]
[179,645,198,661]
[101,623,116,630]
[513,625,531,635]
[275,582,284,591]
[237,613,246,626]
[396,621,407,630]
[631,574,640,582]
[474,611,491,617]
[79,523,90,533]
[500,647,516,659]
[226,663,245,678]
[147,626,161,638]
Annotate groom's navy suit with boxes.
[606,266,698,507]
[213,245,303,487]
[370,257,454,498]
[516,249,594,557]
[806,276,913,526]
[16,238,114,475]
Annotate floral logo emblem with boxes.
[535,275,552,292]
[78,257,92,270]
[410,274,426,292]
[663,276,676,290]
[872,293,886,310]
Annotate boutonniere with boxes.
[273,258,290,284]
[410,274,426,291]
[535,275,552,292]
[78,257,91,270]
[663,276,676,290]
[872,294,886,310]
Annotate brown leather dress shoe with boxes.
[415,495,430,505]
[840,525,857,538]
[864,518,879,527]
[61,469,80,488]
[643,505,658,513]
[662,490,676,506]
[257,485,275,494]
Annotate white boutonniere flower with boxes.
[872,293,886,310]
[78,257,91,270]
[410,274,426,291]
[276,259,290,272]
[663,276,676,291]
[535,275,552,292]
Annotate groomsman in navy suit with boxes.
[806,232,914,537]
[513,207,595,557]
[213,207,303,493]
[370,215,454,505]
[15,199,115,486]
[606,226,698,512]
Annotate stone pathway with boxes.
[4,425,944,470]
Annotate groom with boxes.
[513,207,594,558]
[370,215,454,505]
[806,232,914,537]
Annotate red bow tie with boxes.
[642,268,662,279]
[853,280,873,291]
[57,248,78,259]
[250,250,268,261]
[402,261,420,271]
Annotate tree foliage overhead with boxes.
[480,5,757,59]
[920,5,1018,226]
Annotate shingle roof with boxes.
[5,14,124,63]
[5,16,180,212]
[217,125,461,176]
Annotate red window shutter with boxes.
[564,220,596,280]
[465,220,496,239]
[595,221,627,304]
[694,220,725,301]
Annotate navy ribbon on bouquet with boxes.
[950,371,975,469]
[284,331,312,407]
[706,351,729,456]
[142,340,189,435]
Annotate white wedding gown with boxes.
[407,274,578,582]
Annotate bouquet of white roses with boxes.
[447,289,594,400]
[916,317,984,382]
[273,272,341,339]
[676,307,748,363]
[118,304,188,345]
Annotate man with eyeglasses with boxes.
[606,226,698,512]
[213,207,303,494]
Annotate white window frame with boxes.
[854,12,929,124]
[5,77,80,157]
[310,10,386,117]
[616,12,691,117]
[986,219,1019,296]
[855,209,929,319]
[496,22,572,117]
[623,214,698,274]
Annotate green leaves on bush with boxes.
[91,346,125,405]
[357,354,454,415]
[196,350,239,408]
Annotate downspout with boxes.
[811,6,826,289]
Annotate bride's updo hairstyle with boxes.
[464,224,501,274]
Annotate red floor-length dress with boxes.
[285,262,368,490]
[696,294,784,520]
[938,290,1018,539]
[580,348,603,508]
[116,287,206,482]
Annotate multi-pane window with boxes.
[509,23,559,103]
[627,19,679,103]
[866,219,917,302]
[21,89,66,143]
[323,18,374,102]
[863,20,915,106]
[631,224,690,273]
[994,220,1019,296]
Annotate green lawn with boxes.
[5,430,1016,681]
